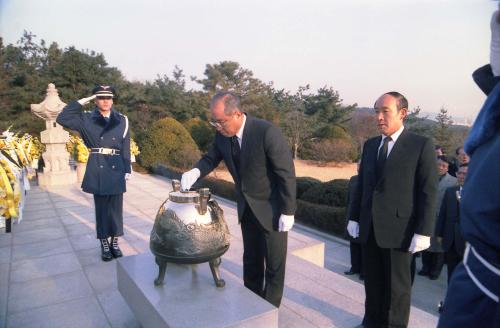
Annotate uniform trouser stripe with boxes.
[464,244,499,302]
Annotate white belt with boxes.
[89,148,120,155]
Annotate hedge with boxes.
[139,117,200,170]
[296,176,322,199]
[295,199,346,236]
[300,179,349,207]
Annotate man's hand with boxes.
[77,95,96,105]
[279,214,294,232]
[180,168,200,191]
[408,233,431,253]
[347,220,359,238]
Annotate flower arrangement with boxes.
[130,138,140,162]
[67,135,89,163]
[0,159,20,219]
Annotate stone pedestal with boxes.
[31,84,77,186]
[76,162,86,182]
[117,253,278,328]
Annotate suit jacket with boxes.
[345,175,361,242]
[427,172,457,252]
[435,186,466,255]
[56,101,131,195]
[195,115,296,231]
[350,129,438,249]
[437,173,457,216]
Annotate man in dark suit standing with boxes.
[344,165,363,279]
[436,163,468,282]
[435,163,467,313]
[348,91,438,327]
[180,91,296,307]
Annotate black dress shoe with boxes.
[417,269,430,276]
[344,269,359,275]
[438,301,444,313]
[110,237,123,258]
[100,239,113,262]
[429,272,440,280]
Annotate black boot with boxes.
[110,236,123,258]
[100,238,113,262]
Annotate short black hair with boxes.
[455,146,464,155]
[437,155,450,165]
[376,91,408,111]
[459,163,468,168]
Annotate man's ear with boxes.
[399,108,408,120]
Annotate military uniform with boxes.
[438,69,500,327]
[56,86,130,261]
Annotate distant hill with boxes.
[354,107,471,128]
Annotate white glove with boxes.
[125,173,131,180]
[181,168,200,191]
[408,233,431,253]
[347,220,359,238]
[279,214,294,232]
[77,95,96,105]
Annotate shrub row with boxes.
[296,177,321,199]
[295,200,346,236]
[300,178,349,207]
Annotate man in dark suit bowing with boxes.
[180,91,296,307]
[348,91,438,327]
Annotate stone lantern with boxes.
[31,83,77,186]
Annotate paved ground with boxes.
[0,172,442,327]
[294,226,448,315]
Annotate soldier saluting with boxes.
[57,86,131,261]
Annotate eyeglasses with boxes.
[208,119,230,129]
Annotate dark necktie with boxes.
[376,136,391,180]
[231,136,241,172]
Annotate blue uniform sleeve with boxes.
[56,101,84,133]
[122,118,131,174]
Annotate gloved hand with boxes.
[77,95,96,105]
[181,168,200,191]
[347,220,359,238]
[125,173,131,180]
[279,214,294,232]
[408,233,431,253]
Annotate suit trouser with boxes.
[421,250,445,276]
[349,241,363,273]
[93,194,123,239]
[240,206,287,308]
[362,227,412,328]
[445,241,463,283]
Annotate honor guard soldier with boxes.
[57,86,131,261]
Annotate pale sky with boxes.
[0,0,497,120]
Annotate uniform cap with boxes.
[92,85,116,98]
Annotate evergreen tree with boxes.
[433,107,454,154]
